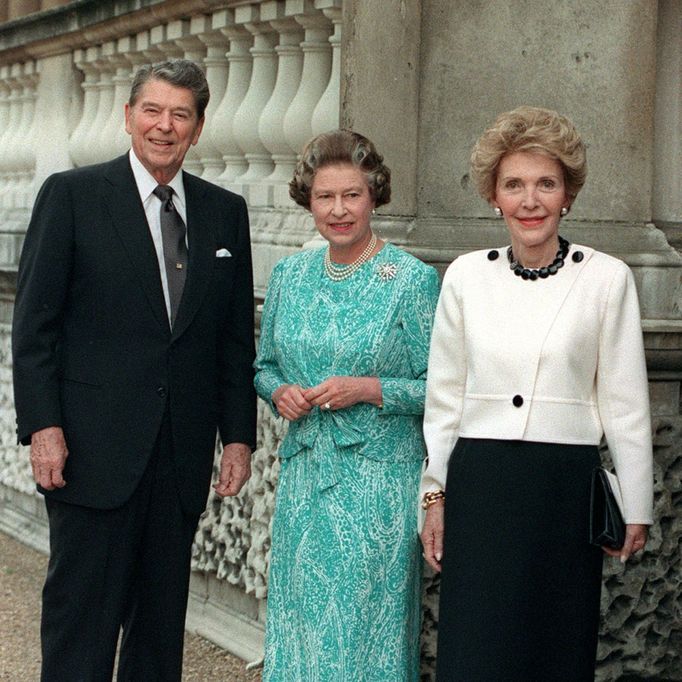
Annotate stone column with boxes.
[100,40,135,159]
[653,0,682,247]
[281,13,331,164]
[0,65,25,216]
[311,5,342,136]
[13,61,38,211]
[231,12,278,198]
[86,43,116,165]
[255,15,304,207]
[165,18,207,176]
[197,23,230,181]
[7,0,40,21]
[41,0,70,8]
[33,53,80,186]
[341,0,421,222]
[69,47,101,168]
[212,11,252,186]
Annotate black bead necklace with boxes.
[507,236,570,281]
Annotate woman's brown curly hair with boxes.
[470,106,587,206]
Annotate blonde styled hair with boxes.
[289,129,391,209]
[470,106,587,205]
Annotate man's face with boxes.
[124,78,204,184]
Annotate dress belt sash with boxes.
[278,408,365,490]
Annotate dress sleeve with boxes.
[596,263,653,524]
[379,265,440,415]
[421,261,466,494]
[254,260,287,416]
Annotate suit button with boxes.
[512,394,524,407]
[157,387,167,398]
[487,250,499,261]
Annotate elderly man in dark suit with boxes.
[12,59,257,681]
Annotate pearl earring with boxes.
[494,207,503,218]
[560,207,568,216]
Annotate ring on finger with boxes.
[323,401,332,410]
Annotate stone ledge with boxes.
[0,487,49,554]
[186,571,265,664]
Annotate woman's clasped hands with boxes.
[272,376,383,421]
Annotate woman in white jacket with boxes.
[420,106,653,681]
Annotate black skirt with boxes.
[436,438,603,682]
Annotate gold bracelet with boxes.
[422,490,445,509]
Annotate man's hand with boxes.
[213,442,252,497]
[30,426,68,490]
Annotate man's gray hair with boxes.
[129,59,210,119]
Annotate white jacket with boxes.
[422,244,654,524]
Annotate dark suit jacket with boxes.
[12,154,257,515]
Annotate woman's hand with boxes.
[603,523,649,563]
[272,384,313,421]
[421,500,445,573]
[303,376,382,411]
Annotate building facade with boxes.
[0,1,679,679]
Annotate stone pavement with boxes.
[0,531,262,681]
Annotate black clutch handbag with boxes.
[589,467,625,549]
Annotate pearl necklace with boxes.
[324,233,378,281]
[507,236,570,281]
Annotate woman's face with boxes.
[310,163,375,260]
[493,151,569,255]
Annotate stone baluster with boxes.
[255,14,304,207]
[230,11,277,200]
[160,20,205,175]
[69,47,101,168]
[311,6,341,135]
[100,39,137,160]
[136,28,166,66]
[33,53,82,186]
[81,43,116,166]
[14,62,38,211]
[149,23,185,60]
[282,12,332,159]
[212,14,252,187]
[0,67,14,214]
[197,20,230,181]
[0,65,24,214]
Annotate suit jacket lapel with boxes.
[171,171,214,340]
[102,155,170,334]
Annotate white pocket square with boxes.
[215,248,232,258]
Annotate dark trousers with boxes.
[40,414,200,682]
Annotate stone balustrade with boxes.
[0,0,342,293]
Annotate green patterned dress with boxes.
[254,243,439,682]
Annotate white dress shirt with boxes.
[128,149,188,322]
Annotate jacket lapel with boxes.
[532,246,594,354]
[171,171,214,340]
[102,155,170,334]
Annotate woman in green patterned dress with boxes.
[254,130,439,681]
